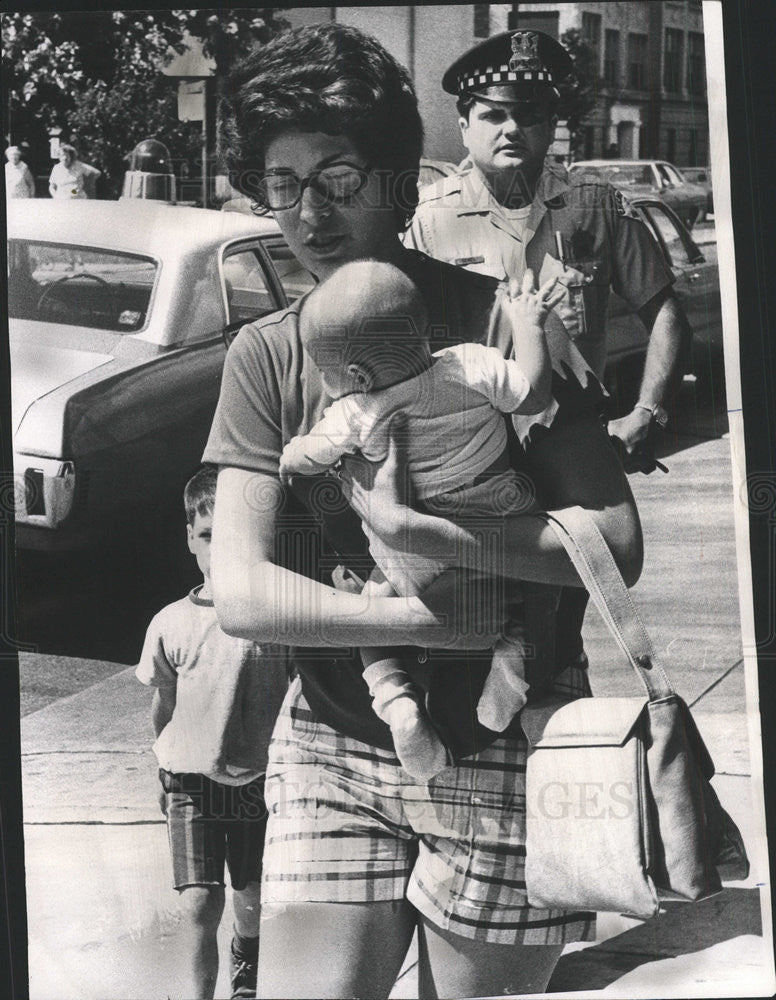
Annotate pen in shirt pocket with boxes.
[555,230,567,271]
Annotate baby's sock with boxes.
[477,629,531,731]
[363,663,448,780]
[382,696,449,780]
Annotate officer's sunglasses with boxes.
[250,161,371,213]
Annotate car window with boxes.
[663,164,684,186]
[639,204,697,266]
[222,247,278,323]
[655,163,674,187]
[577,165,653,186]
[8,240,157,332]
[262,238,317,303]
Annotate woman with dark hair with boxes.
[205,22,640,999]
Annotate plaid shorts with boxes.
[262,666,594,945]
[160,770,268,891]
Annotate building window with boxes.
[688,129,705,166]
[627,33,648,90]
[603,29,620,87]
[665,128,676,163]
[583,126,596,159]
[473,4,490,39]
[687,32,706,97]
[639,125,649,159]
[664,28,684,93]
[582,12,602,76]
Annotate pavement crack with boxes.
[688,658,744,708]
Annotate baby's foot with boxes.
[477,634,530,731]
[384,697,448,781]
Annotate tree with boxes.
[1,10,289,196]
[557,28,598,160]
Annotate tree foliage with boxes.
[2,10,289,196]
[557,28,598,158]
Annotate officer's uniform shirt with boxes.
[406,160,675,379]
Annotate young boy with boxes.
[280,260,562,779]
[136,466,287,999]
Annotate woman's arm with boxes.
[210,466,500,648]
[343,415,643,589]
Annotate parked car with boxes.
[8,193,720,553]
[679,166,714,216]
[8,199,315,552]
[604,196,722,407]
[568,159,709,229]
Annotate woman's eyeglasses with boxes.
[250,161,371,213]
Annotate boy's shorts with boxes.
[261,673,594,946]
[159,770,268,891]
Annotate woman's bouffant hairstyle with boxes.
[218,23,424,230]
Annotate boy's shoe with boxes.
[230,940,258,999]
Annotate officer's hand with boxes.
[608,409,668,475]
[607,408,652,452]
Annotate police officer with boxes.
[407,28,689,450]
[406,29,691,680]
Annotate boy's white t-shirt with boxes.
[135,586,288,785]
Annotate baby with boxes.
[280,260,561,779]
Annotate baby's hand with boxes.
[279,438,335,485]
[504,268,565,329]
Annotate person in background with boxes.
[135,466,288,999]
[70,139,102,198]
[48,143,100,199]
[5,145,35,198]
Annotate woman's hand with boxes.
[331,564,364,594]
[339,413,414,547]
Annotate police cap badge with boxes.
[442,30,573,104]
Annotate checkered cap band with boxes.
[460,65,553,93]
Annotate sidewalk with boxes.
[18,435,775,998]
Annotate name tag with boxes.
[454,255,485,266]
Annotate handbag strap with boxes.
[544,506,674,700]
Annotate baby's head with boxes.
[299,260,430,397]
[183,466,217,584]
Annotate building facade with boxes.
[501,2,708,165]
[285,3,709,167]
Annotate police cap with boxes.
[442,30,573,104]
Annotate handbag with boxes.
[522,506,749,919]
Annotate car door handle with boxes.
[688,272,702,282]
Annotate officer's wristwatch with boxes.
[635,401,669,427]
